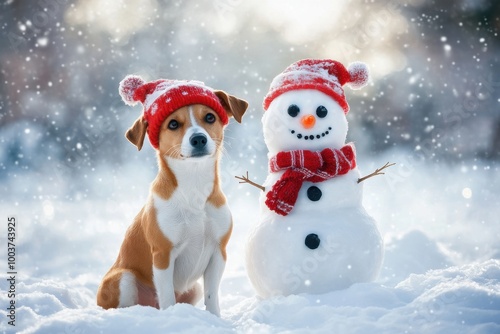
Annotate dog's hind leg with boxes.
[97,268,122,309]
[118,270,139,307]
[97,268,139,309]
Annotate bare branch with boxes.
[357,162,396,183]
[235,171,265,192]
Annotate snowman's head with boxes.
[262,59,369,156]
[262,89,347,155]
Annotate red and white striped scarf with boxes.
[265,144,356,216]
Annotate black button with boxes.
[305,233,320,249]
[307,186,322,201]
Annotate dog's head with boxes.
[126,92,247,159]
[119,76,248,159]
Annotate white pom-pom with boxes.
[119,75,145,106]
[347,62,369,90]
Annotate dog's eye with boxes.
[288,104,300,117]
[205,113,216,124]
[316,105,328,118]
[168,120,179,130]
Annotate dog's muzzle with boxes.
[189,133,209,157]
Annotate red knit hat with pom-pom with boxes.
[119,75,229,149]
[263,59,369,113]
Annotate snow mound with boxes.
[380,230,452,285]
[2,260,499,334]
[19,304,232,334]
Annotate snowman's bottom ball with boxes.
[246,207,383,298]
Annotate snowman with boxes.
[238,59,393,298]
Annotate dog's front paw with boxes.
[205,303,221,317]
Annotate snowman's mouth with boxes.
[290,126,332,141]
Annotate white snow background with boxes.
[1,146,499,333]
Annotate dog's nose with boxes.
[190,133,207,149]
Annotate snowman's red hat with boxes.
[119,75,229,149]
[263,59,369,113]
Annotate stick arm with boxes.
[357,162,396,183]
[235,171,265,192]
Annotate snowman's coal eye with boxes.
[288,104,300,117]
[316,105,328,118]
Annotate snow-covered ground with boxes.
[1,149,499,333]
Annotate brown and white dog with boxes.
[96,76,247,316]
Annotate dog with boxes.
[96,75,248,316]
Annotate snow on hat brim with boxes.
[263,59,369,113]
[263,72,349,112]
[263,71,349,112]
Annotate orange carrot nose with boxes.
[300,114,316,129]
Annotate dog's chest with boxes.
[153,194,211,243]
[154,170,212,241]
[152,158,230,290]
[153,156,228,248]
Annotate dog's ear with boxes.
[125,116,148,151]
[214,90,248,123]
